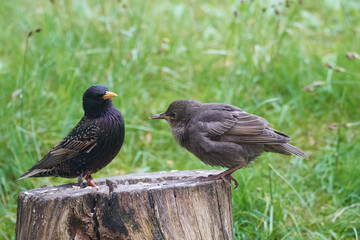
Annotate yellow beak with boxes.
[102,91,118,100]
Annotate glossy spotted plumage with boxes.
[17,85,125,187]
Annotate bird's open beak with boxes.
[103,91,118,100]
[149,112,167,120]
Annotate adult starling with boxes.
[150,100,308,189]
[17,85,125,187]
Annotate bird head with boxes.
[150,100,199,128]
[83,85,118,118]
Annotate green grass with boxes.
[1,0,359,239]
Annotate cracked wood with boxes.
[16,170,234,240]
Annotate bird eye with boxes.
[170,112,177,118]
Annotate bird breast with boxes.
[170,124,187,147]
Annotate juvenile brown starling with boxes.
[150,100,308,189]
[17,85,125,187]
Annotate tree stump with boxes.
[16,170,234,240]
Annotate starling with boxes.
[17,85,125,187]
[150,100,308,189]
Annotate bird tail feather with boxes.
[16,169,47,181]
[265,143,309,160]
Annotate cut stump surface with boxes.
[16,170,234,240]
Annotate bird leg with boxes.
[86,175,97,187]
[197,162,247,189]
[77,174,85,188]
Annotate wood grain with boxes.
[16,170,234,240]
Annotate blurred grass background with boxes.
[1,0,359,239]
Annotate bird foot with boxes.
[197,173,238,189]
[86,177,97,187]
[78,175,85,188]
[78,181,84,188]
[227,175,239,190]
[197,163,246,189]
[78,175,97,188]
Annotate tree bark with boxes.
[16,170,234,240]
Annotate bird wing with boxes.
[31,117,101,169]
[193,104,290,144]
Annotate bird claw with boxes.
[78,175,85,188]
[197,174,237,189]
[196,174,216,180]
[227,175,239,190]
[86,177,97,187]
[77,174,97,188]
